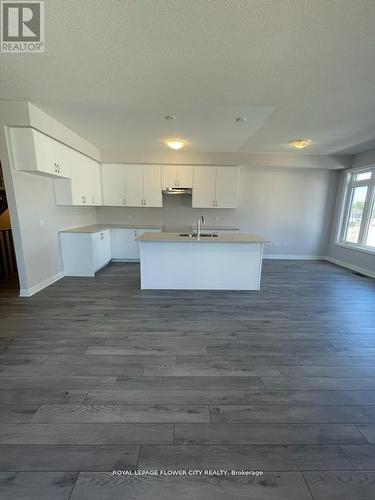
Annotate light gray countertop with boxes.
[59,224,240,234]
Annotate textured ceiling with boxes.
[1,0,375,155]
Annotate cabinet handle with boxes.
[144,199,146,206]
[82,196,86,204]
[92,197,95,204]
[123,198,126,206]
[100,233,104,240]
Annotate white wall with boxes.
[96,166,338,258]
[0,102,98,295]
[327,165,375,277]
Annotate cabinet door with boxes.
[11,128,71,178]
[177,165,193,188]
[69,150,88,205]
[215,167,240,208]
[143,165,162,207]
[125,165,143,207]
[192,166,216,208]
[92,230,111,271]
[52,140,71,178]
[162,165,178,188]
[89,160,102,206]
[111,229,138,259]
[101,164,126,206]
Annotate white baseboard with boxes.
[111,258,140,263]
[19,271,64,297]
[325,256,375,279]
[264,255,325,260]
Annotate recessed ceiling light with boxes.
[164,115,176,121]
[235,116,248,122]
[289,139,312,149]
[165,138,185,150]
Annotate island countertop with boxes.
[137,232,268,243]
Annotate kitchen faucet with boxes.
[196,215,206,239]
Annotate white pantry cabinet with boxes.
[60,229,111,277]
[54,150,102,206]
[111,227,161,260]
[10,127,71,178]
[192,166,240,208]
[161,165,193,188]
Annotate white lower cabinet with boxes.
[111,227,161,260]
[111,229,138,260]
[92,230,111,271]
[60,230,111,277]
[61,227,162,276]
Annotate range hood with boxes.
[162,187,192,195]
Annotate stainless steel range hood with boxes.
[162,187,192,195]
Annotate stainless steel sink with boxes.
[179,233,218,238]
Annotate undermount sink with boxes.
[179,233,218,238]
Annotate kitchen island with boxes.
[137,232,268,290]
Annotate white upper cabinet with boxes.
[125,165,144,207]
[86,157,102,206]
[192,167,217,208]
[177,165,193,188]
[161,165,178,188]
[215,167,239,208]
[54,150,102,206]
[192,166,240,208]
[143,165,162,207]
[123,165,162,207]
[10,127,71,178]
[161,165,193,188]
[101,164,126,206]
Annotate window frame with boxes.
[337,166,375,254]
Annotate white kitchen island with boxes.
[137,232,268,290]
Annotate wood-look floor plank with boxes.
[244,390,375,405]
[116,376,265,389]
[0,423,173,444]
[32,404,211,423]
[210,405,375,423]
[175,423,366,444]
[138,444,352,470]
[0,472,77,500]
[0,445,139,471]
[85,389,246,404]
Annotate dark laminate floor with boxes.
[0,261,374,499]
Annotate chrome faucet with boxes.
[196,215,206,239]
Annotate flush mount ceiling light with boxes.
[289,139,312,149]
[164,115,176,121]
[165,138,185,150]
[235,116,248,122]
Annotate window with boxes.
[339,167,375,251]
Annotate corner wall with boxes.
[0,102,99,295]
